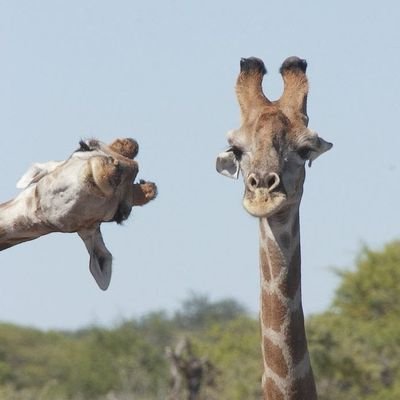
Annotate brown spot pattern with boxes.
[260,220,267,241]
[260,247,271,281]
[263,336,288,378]
[261,292,287,333]
[267,238,285,279]
[264,377,284,400]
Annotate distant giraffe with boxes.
[0,137,157,290]
[166,338,217,400]
[216,56,332,399]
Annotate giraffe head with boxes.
[216,56,332,218]
[7,137,157,291]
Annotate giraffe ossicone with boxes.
[0,137,157,290]
[216,56,332,399]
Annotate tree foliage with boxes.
[308,241,400,400]
[1,242,400,399]
[0,294,254,399]
[173,293,247,330]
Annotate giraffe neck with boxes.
[0,187,53,251]
[259,207,317,400]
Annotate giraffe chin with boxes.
[242,192,286,218]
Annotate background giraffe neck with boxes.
[259,208,317,400]
[0,189,52,251]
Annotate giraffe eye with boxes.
[229,146,243,161]
[297,146,313,160]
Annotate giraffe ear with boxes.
[78,227,112,291]
[308,136,333,167]
[16,161,63,189]
[216,150,240,179]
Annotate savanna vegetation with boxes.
[1,241,400,399]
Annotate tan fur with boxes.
[109,138,139,159]
[132,182,158,206]
[0,137,157,290]
[236,64,271,124]
[278,70,309,126]
[263,335,289,378]
[260,247,272,281]
[261,292,287,333]
[265,378,285,400]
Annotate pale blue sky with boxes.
[0,1,399,329]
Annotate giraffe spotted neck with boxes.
[259,207,317,400]
[216,56,332,398]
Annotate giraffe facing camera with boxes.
[216,56,332,399]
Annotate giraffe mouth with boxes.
[242,189,286,218]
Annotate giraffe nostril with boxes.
[249,177,258,187]
[266,173,280,192]
[267,176,276,188]
[247,174,259,191]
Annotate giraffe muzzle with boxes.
[243,187,286,218]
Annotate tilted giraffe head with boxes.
[2,137,157,291]
[216,56,332,218]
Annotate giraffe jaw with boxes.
[242,189,286,218]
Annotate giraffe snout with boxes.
[247,172,280,193]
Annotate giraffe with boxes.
[166,337,217,400]
[216,56,332,399]
[0,137,157,290]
